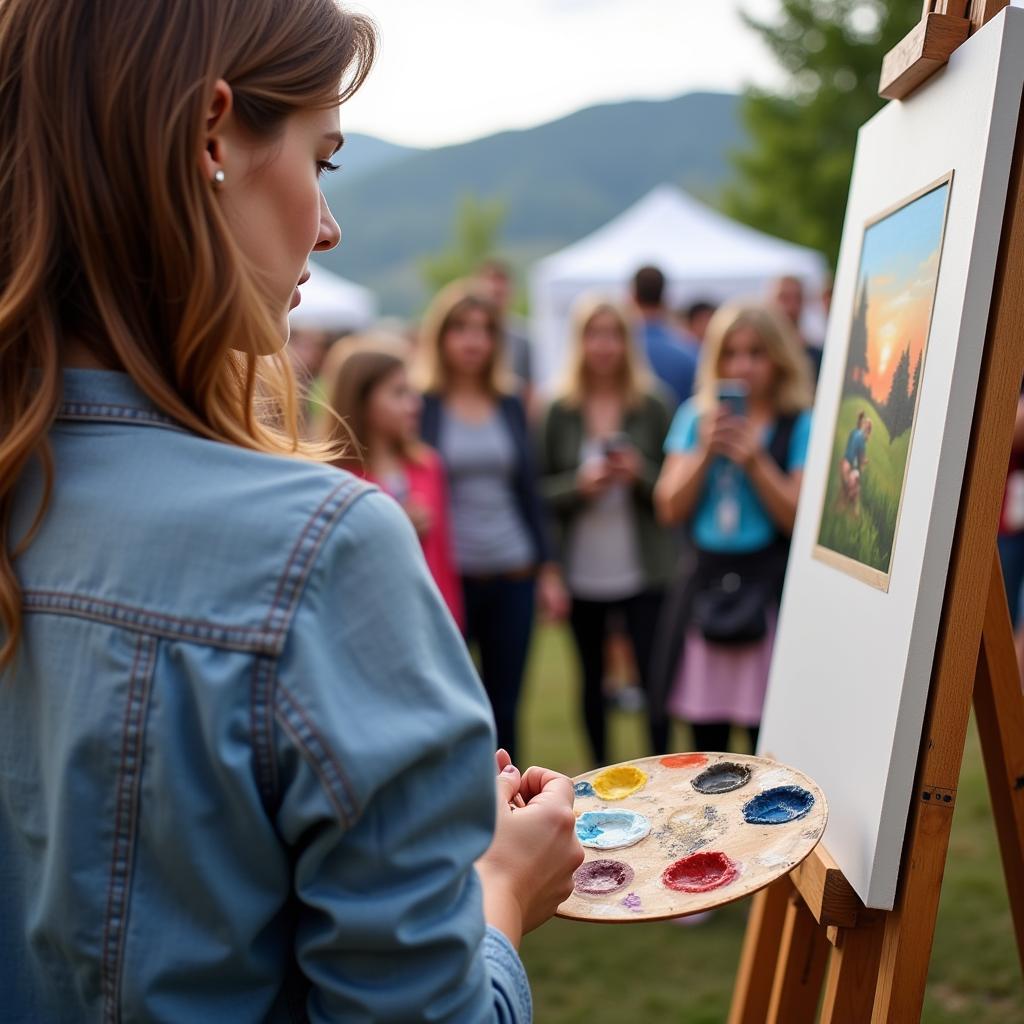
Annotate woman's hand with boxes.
[576,458,613,499]
[475,760,583,945]
[605,443,642,485]
[708,411,763,469]
[537,564,570,623]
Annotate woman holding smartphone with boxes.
[0,3,582,1020]
[539,296,674,765]
[653,304,813,754]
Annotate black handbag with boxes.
[688,414,799,647]
[691,566,774,646]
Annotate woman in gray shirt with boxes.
[419,282,566,762]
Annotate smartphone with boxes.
[602,433,631,457]
[717,380,748,418]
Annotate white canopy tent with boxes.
[529,184,829,387]
[289,261,378,333]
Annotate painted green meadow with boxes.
[818,395,909,573]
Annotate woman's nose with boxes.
[314,192,341,252]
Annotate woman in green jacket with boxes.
[539,296,675,764]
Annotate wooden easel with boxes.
[729,3,1024,1020]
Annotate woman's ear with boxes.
[199,79,234,185]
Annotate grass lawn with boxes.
[818,395,909,574]
[517,624,1024,1023]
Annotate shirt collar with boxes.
[58,369,182,430]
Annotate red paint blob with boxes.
[661,851,740,894]
[660,753,709,770]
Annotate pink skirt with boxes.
[666,609,777,727]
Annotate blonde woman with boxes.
[417,281,567,763]
[0,3,582,1020]
[653,304,814,754]
[539,297,674,765]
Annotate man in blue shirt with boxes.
[632,265,699,408]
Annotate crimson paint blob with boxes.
[573,859,634,896]
[661,851,740,894]
[660,753,709,770]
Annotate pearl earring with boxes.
[212,168,226,187]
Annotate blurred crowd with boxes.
[290,262,829,766]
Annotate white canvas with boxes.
[760,5,1024,910]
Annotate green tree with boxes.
[419,194,507,295]
[723,1,922,267]
[885,346,912,438]
[909,350,922,410]
[847,278,870,393]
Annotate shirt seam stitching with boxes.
[275,683,359,825]
[100,634,157,1024]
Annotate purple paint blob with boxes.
[573,859,634,896]
[621,892,643,912]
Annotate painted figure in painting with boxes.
[838,412,872,514]
[816,177,952,588]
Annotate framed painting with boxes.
[814,174,954,590]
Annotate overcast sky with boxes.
[340,0,782,148]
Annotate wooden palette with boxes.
[557,752,828,924]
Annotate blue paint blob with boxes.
[743,786,816,825]
[574,781,596,798]
[575,810,652,850]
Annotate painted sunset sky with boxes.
[859,183,950,405]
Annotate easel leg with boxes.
[818,913,886,1024]
[765,890,831,1023]
[975,552,1024,976]
[728,878,792,1024]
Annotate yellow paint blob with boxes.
[592,765,648,801]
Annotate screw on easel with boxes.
[1014,775,1024,791]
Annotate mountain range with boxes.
[321,91,744,316]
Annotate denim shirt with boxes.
[0,370,531,1023]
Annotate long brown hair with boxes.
[0,0,376,667]
[321,338,425,471]
[414,280,515,397]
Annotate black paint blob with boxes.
[691,762,753,795]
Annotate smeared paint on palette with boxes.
[558,753,828,924]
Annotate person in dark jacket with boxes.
[417,281,568,761]
[539,295,675,764]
